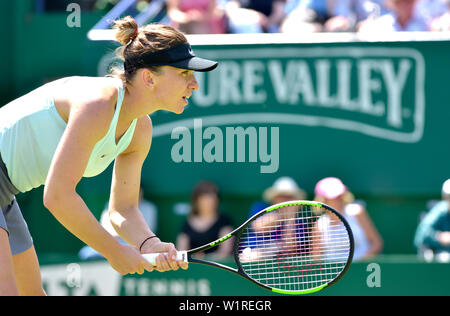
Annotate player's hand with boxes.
[141,238,189,272]
[106,243,153,275]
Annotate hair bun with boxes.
[113,16,139,45]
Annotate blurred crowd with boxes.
[169,0,450,34]
[246,176,384,262]
[39,0,450,32]
[77,176,449,263]
[172,176,449,263]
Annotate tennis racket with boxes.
[143,200,354,295]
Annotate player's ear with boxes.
[141,68,155,89]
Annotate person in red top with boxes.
[167,0,227,34]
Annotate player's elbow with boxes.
[43,187,61,211]
[43,183,73,212]
[108,208,124,232]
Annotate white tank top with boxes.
[0,77,137,193]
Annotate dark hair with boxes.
[110,16,188,86]
[190,181,219,217]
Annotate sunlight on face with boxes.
[150,66,199,114]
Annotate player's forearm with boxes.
[43,189,122,258]
[109,206,155,248]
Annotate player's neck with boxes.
[121,85,160,120]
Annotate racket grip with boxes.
[142,251,188,266]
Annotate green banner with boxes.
[93,39,448,197]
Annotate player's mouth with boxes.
[182,95,191,104]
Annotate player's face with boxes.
[153,66,199,114]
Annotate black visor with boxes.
[124,43,218,73]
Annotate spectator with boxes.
[358,0,430,33]
[263,176,307,204]
[248,176,307,235]
[416,0,448,22]
[176,181,233,259]
[248,176,307,222]
[241,177,308,261]
[79,187,158,260]
[225,0,287,33]
[281,0,333,33]
[430,0,450,30]
[414,179,450,262]
[313,177,383,261]
[325,0,388,32]
[167,0,227,34]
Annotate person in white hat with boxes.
[414,179,450,261]
[263,176,307,205]
[242,177,307,261]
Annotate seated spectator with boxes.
[416,0,448,22]
[358,0,430,33]
[241,177,308,260]
[429,0,450,30]
[262,176,307,205]
[414,179,450,262]
[325,0,388,32]
[225,0,287,33]
[78,187,158,260]
[281,0,333,33]
[247,176,307,237]
[314,177,383,261]
[176,181,233,259]
[248,176,307,217]
[167,0,227,34]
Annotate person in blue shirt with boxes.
[242,177,308,259]
[358,0,430,33]
[414,179,450,261]
[281,0,332,33]
[225,0,287,33]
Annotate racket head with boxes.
[234,200,354,295]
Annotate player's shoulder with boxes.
[53,76,119,109]
[79,77,120,119]
[80,76,119,107]
[54,77,120,138]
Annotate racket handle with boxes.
[142,251,188,266]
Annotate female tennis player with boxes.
[0,16,218,296]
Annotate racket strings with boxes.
[237,204,351,292]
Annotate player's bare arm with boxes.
[43,85,147,275]
[109,115,188,271]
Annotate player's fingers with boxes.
[155,253,171,272]
[137,262,145,275]
[164,253,180,272]
[142,258,155,272]
[178,261,189,270]
[168,259,179,271]
[167,245,180,271]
